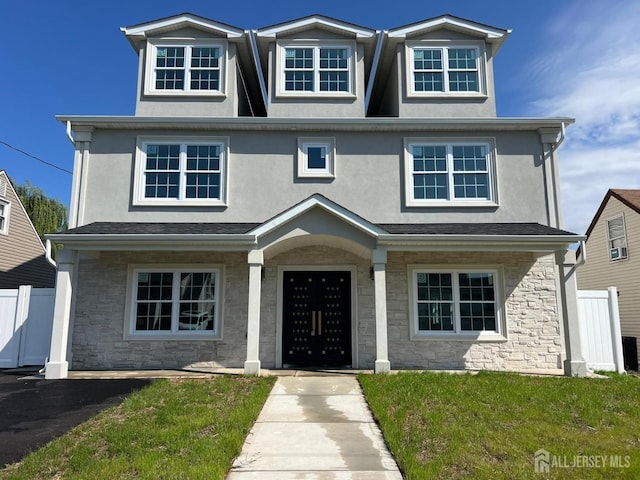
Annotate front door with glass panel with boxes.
[282,271,351,367]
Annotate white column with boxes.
[45,248,77,379]
[555,249,587,377]
[372,248,390,373]
[244,249,263,375]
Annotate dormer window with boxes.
[278,42,355,96]
[407,42,485,96]
[145,40,226,96]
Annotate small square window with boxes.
[297,138,335,179]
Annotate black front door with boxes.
[282,271,351,367]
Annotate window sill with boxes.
[406,200,498,208]
[411,333,507,342]
[133,199,228,208]
[276,92,357,100]
[407,92,488,100]
[143,90,227,98]
[298,172,335,179]
[124,332,222,341]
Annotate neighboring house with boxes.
[45,13,587,379]
[577,189,640,370]
[0,170,56,289]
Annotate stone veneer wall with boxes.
[70,251,249,370]
[386,252,562,371]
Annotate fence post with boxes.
[608,287,625,374]
[16,285,32,366]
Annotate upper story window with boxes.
[297,137,336,179]
[145,40,226,96]
[404,139,497,207]
[409,267,504,340]
[0,200,9,235]
[606,215,628,261]
[278,42,355,96]
[126,266,222,340]
[407,42,485,96]
[134,137,228,206]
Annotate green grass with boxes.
[359,371,640,479]
[1,376,275,480]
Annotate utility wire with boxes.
[0,140,73,175]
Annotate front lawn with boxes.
[360,371,640,479]
[1,376,275,480]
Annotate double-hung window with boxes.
[0,200,9,235]
[410,268,503,339]
[146,40,225,95]
[135,137,228,206]
[405,140,496,206]
[127,266,222,339]
[606,215,628,261]
[409,44,482,95]
[280,43,353,95]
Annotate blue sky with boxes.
[1,0,639,234]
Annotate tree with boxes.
[11,179,68,258]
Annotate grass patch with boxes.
[1,376,275,480]
[360,371,640,479]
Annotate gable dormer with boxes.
[254,15,378,118]
[368,15,510,117]
[122,13,266,117]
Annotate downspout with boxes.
[65,121,75,146]
[45,238,57,268]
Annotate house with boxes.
[0,170,56,289]
[44,13,588,379]
[577,189,640,370]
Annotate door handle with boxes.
[317,311,322,335]
[311,311,316,336]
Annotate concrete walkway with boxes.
[227,376,403,479]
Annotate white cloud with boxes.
[525,1,640,233]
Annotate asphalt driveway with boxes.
[0,370,151,467]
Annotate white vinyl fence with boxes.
[577,287,625,373]
[0,286,54,368]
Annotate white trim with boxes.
[250,195,386,238]
[122,14,245,39]
[403,137,498,207]
[388,15,510,44]
[144,39,228,97]
[124,264,224,341]
[297,137,336,178]
[275,265,358,369]
[257,16,376,39]
[275,40,357,98]
[0,199,10,236]
[405,41,487,97]
[133,136,229,207]
[407,264,506,341]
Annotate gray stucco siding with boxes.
[80,129,550,227]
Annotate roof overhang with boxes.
[57,115,575,134]
[256,15,376,39]
[379,234,584,252]
[121,13,245,51]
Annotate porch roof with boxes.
[49,221,582,253]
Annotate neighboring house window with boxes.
[127,267,222,338]
[279,43,353,95]
[146,40,225,95]
[404,140,496,206]
[297,137,336,178]
[410,268,503,339]
[0,200,9,235]
[409,44,483,95]
[134,137,228,206]
[606,215,628,261]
